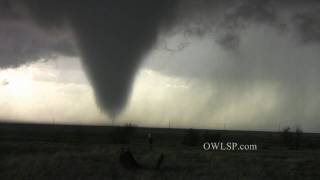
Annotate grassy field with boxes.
[1,123,320,180]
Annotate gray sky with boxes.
[0,0,320,132]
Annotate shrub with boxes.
[182,129,200,146]
[281,126,292,147]
[281,126,304,150]
[201,131,221,143]
[111,123,137,144]
[293,126,303,150]
[72,129,86,143]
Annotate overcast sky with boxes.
[0,0,320,132]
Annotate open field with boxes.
[1,122,320,179]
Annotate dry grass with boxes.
[1,141,320,180]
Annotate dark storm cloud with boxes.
[165,0,279,48]
[292,12,320,44]
[0,0,77,68]
[0,0,320,118]
[0,20,77,68]
[169,0,320,49]
[146,0,320,80]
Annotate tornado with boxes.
[19,0,178,116]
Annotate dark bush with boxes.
[111,123,137,144]
[293,126,303,150]
[201,131,221,143]
[281,126,304,150]
[182,129,200,146]
[72,128,86,142]
[281,126,292,147]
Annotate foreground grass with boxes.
[1,141,320,180]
